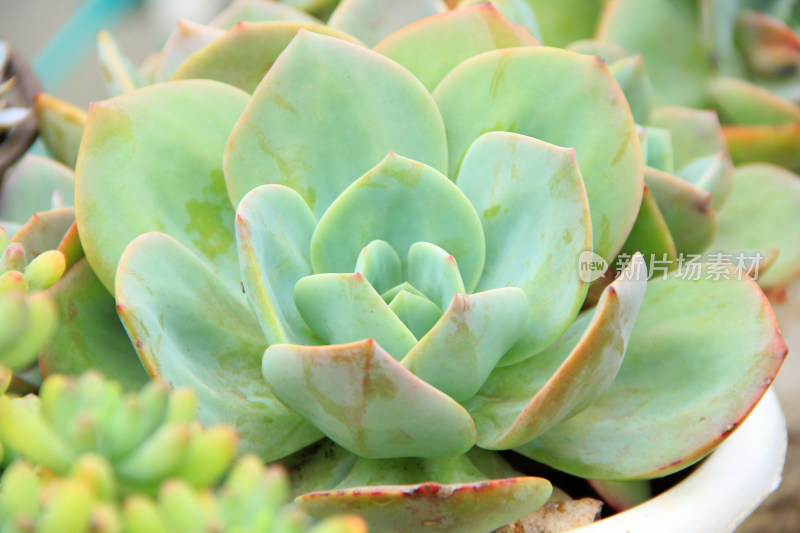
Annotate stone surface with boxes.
[494,498,603,533]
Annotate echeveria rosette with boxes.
[74,20,786,532]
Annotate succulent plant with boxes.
[0,371,236,493]
[65,6,790,528]
[0,453,367,533]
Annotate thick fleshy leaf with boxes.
[235,184,320,345]
[642,127,673,173]
[566,40,628,62]
[524,0,605,46]
[262,338,476,458]
[434,47,642,261]
[310,153,485,291]
[588,479,650,512]
[224,31,448,215]
[644,167,718,255]
[33,94,87,169]
[300,477,551,533]
[455,0,541,41]
[355,240,403,295]
[406,242,465,311]
[456,132,591,363]
[724,122,800,171]
[40,259,147,391]
[648,106,735,208]
[401,288,527,402]
[710,76,800,126]
[96,31,141,96]
[210,0,319,28]
[116,232,322,460]
[387,291,441,339]
[712,164,800,288]
[618,186,677,267]
[294,273,417,359]
[157,20,224,81]
[173,22,363,93]
[328,0,447,47]
[598,0,710,107]
[76,80,249,294]
[609,55,653,124]
[516,272,786,479]
[466,254,647,449]
[374,5,538,92]
[0,155,74,223]
[10,208,74,258]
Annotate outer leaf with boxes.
[172,22,363,93]
[11,208,74,258]
[0,155,74,223]
[524,0,606,46]
[598,0,710,107]
[263,338,477,458]
[40,259,148,391]
[33,94,87,168]
[157,20,224,81]
[709,76,800,126]
[236,184,320,345]
[517,272,786,479]
[724,122,800,171]
[75,80,249,294]
[298,476,551,533]
[712,164,800,288]
[211,0,319,28]
[401,288,528,402]
[456,132,591,363]
[455,0,542,41]
[328,0,447,47]
[467,254,647,449]
[294,273,417,360]
[310,153,485,291]
[116,232,322,460]
[224,31,448,215]
[434,47,642,261]
[645,167,718,255]
[374,5,538,92]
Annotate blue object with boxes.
[32,0,141,92]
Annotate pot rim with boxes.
[571,387,787,532]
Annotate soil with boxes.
[738,432,800,532]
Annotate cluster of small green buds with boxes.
[0,371,237,494]
[0,454,368,533]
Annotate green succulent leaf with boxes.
[310,153,485,292]
[598,0,710,107]
[566,39,628,62]
[96,31,141,96]
[387,291,442,340]
[0,155,74,224]
[374,4,538,92]
[156,20,224,82]
[434,46,642,261]
[456,132,592,364]
[298,474,551,533]
[236,184,320,346]
[712,163,800,288]
[642,127,674,173]
[644,167,718,255]
[401,288,528,402]
[355,240,403,296]
[648,106,728,169]
[294,273,417,360]
[40,258,148,391]
[524,0,605,46]
[455,1,541,41]
[676,151,735,211]
[76,80,249,294]
[517,271,786,479]
[263,338,477,458]
[618,186,678,266]
[116,232,322,460]
[710,76,800,126]
[406,242,466,311]
[466,254,648,449]
[172,21,363,93]
[327,0,447,47]
[11,207,75,258]
[33,94,87,169]
[224,31,448,216]
[609,54,654,124]
[211,0,320,28]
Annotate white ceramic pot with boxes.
[571,388,787,533]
